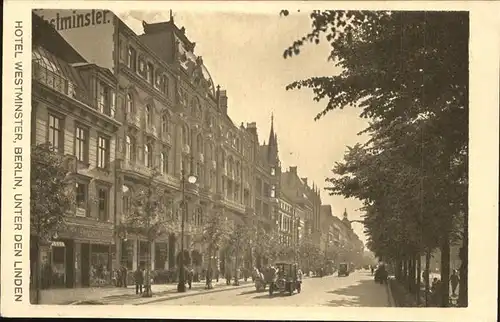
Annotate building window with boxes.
[147,63,154,84]
[98,83,110,115]
[97,136,110,168]
[146,105,152,126]
[161,75,168,94]
[138,58,146,76]
[128,47,136,70]
[48,114,63,153]
[126,93,133,115]
[144,144,153,168]
[270,167,276,176]
[155,72,162,89]
[196,134,203,154]
[162,114,169,135]
[75,182,88,216]
[74,125,88,163]
[98,187,109,221]
[182,125,189,147]
[125,135,135,161]
[160,152,168,174]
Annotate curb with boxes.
[385,278,396,307]
[132,283,255,305]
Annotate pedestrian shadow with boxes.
[238,289,259,296]
[325,279,388,307]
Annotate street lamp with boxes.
[177,161,197,293]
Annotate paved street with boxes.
[146,270,391,307]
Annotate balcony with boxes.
[223,198,246,214]
[126,113,141,128]
[146,124,158,137]
[119,159,154,177]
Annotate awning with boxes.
[51,241,66,248]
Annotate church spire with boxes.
[343,208,348,220]
[268,112,275,147]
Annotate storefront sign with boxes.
[65,225,114,243]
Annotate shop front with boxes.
[61,224,115,288]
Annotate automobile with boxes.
[268,262,302,296]
[338,262,350,277]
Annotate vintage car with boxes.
[268,262,302,296]
[338,262,350,277]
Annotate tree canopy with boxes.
[31,143,73,241]
[282,10,468,305]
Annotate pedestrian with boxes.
[187,267,194,289]
[450,269,459,297]
[370,265,374,276]
[134,267,144,294]
[121,265,128,288]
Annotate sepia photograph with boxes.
[1,1,499,320]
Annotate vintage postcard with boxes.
[1,1,498,320]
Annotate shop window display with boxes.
[90,245,111,286]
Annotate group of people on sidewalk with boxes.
[422,268,460,306]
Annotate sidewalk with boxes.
[38,279,254,305]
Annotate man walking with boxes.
[134,267,144,295]
[187,266,194,290]
[450,269,460,297]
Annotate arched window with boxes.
[126,93,133,115]
[125,135,132,161]
[197,133,203,154]
[182,125,189,147]
[191,129,197,151]
[145,105,152,126]
[127,47,136,70]
[144,144,152,168]
[161,75,168,94]
[160,152,168,174]
[162,114,169,135]
[122,185,131,214]
[147,63,154,84]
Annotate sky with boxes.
[116,10,371,245]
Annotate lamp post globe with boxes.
[177,167,198,293]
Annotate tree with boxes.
[199,209,231,289]
[122,170,172,297]
[282,10,468,307]
[31,143,74,304]
[226,221,251,285]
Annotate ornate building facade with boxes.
[31,13,121,288]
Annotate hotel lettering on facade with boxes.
[31,9,362,289]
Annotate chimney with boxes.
[246,122,257,136]
[219,90,228,114]
[289,166,297,174]
[302,177,308,186]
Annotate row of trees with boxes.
[282,10,468,307]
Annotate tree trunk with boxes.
[142,240,153,297]
[403,259,408,289]
[440,233,451,307]
[425,248,431,306]
[33,235,41,304]
[407,257,413,293]
[458,212,468,307]
[416,252,422,305]
[206,245,213,289]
